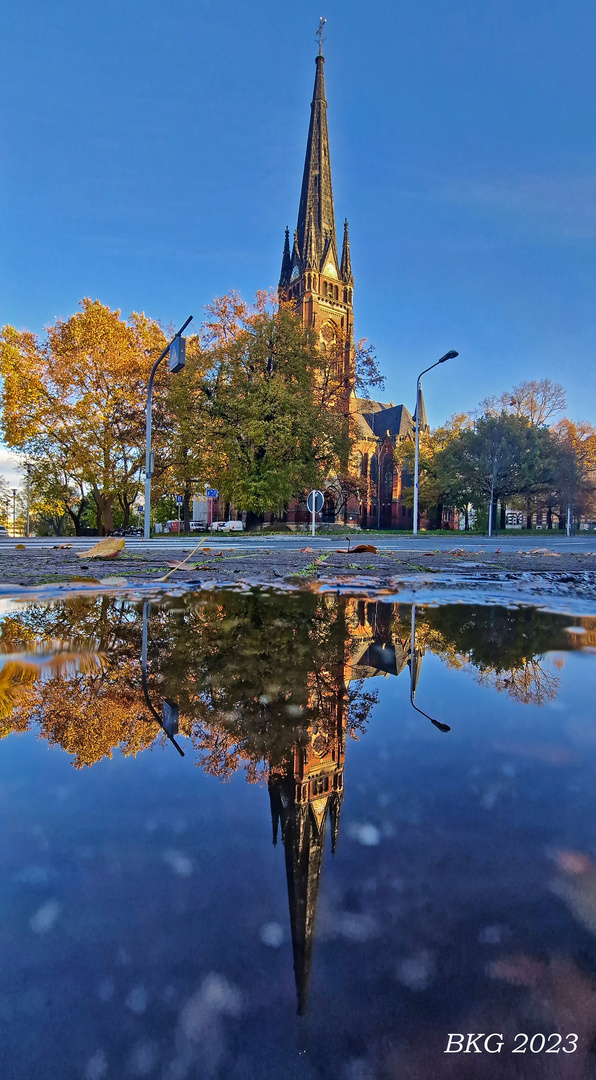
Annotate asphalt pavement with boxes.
[3,532,595,554]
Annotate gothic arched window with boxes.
[361,453,368,479]
[383,456,394,501]
[370,455,378,485]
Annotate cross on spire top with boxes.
[316,16,326,55]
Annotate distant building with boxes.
[277,44,425,529]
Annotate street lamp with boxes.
[144,316,193,540]
[413,350,458,537]
[12,488,17,538]
[25,463,31,538]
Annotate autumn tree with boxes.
[551,419,596,527]
[167,294,353,518]
[0,301,168,534]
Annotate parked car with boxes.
[0,525,8,538]
[111,526,143,537]
[190,521,206,531]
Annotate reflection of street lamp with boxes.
[144,316,193,540]
[413,351,458,537]
[141,600,185,756]
[409,605,451,732]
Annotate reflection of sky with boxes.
[2,640,596,1078]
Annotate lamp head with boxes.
[439,350,458,363]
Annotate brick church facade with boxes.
[277,44,427,529]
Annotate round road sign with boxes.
[306,489,324,513]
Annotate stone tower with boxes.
[279,45,355,396]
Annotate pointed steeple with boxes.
[329,790,343,854]
[296,51,337,268]
[279,227,291,290]
[284,800,328,1015]
[304,208,317,269]
[291,228,301,267]
[340,219,353,283]
[414,386,429,432]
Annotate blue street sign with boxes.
[206,488,218,498]
[176,495,183,505]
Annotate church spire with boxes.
[340,218,353,283]
[296,49,337,268]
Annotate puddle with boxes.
[2,589,596,1078]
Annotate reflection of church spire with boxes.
[268,685,346,1014]
[269,773,337,1015]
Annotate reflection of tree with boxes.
[152,591,377,779]
[397,604,572,706]
[476,660,558,706]
[1,596,590,767]
[0,592,378,773]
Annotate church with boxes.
[277,37,428,530]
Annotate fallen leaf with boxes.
[77,538,125,560]
[15,543,26,550]
[336,544,378,554]
[154,539,206,582]
[68,576,101,584]
[52,544,72,549]
[300,547,315,553]
[98,576,128,585]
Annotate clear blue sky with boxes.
[1,0,595,438]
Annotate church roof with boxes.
[358,401,415,440]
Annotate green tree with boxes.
[168,295,351,518]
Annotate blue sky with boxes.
[1,0,595,480]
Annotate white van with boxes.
[210,520,244,532]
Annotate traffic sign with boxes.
[176,495,183,506]
[306,490,324,513]
[206,488,218,498]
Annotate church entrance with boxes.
[322,491,336,523]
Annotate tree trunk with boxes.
[92,487,115,534]
[464,507,469,531]
[435,501,443,530]
[547,507,552,529]
[183,481,191,533]
[500,501,506,530]
[65,499,88,536]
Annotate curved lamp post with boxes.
[413,350,458,537]
[144,316,193,540]
[141,600,185,756]
[409,604,451,732]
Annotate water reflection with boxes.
[2,593,586,772]
[1,592,594,1030]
